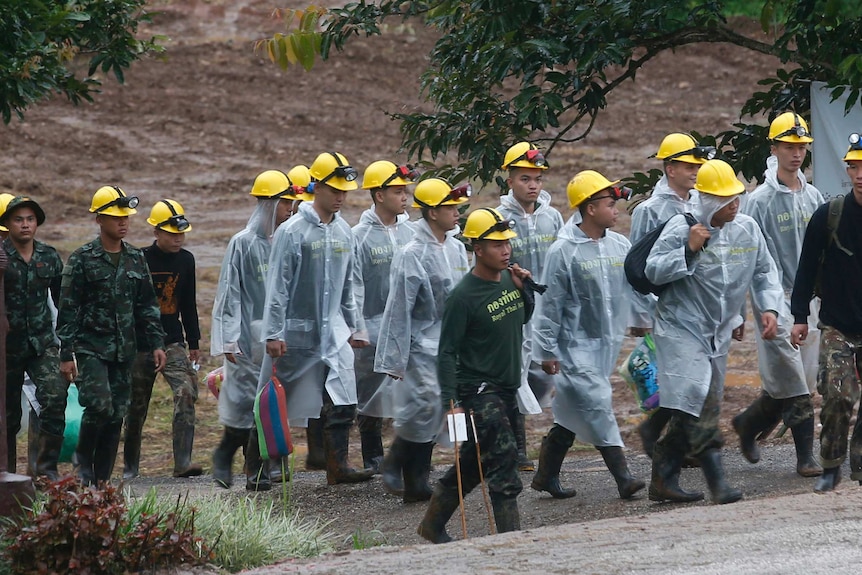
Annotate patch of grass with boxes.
[346,528,389,550]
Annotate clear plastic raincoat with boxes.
[629,176,700,329]
[210,199,281,428]
[373,219,469,442]
[743,155,824,396]
[497,190,564,410]
[646,194,784,417]
[531,217,631,447]
[259,201,361,421]
[351,207,414,416]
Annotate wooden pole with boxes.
[470,410,495,535]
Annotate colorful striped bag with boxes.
[254,367,293,460]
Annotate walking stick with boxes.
[451,400,468,540]
[470,409,496,535]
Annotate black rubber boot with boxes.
[270,457,290,484]
[530,426,577,499]
[382,436,407,496]
[324,425,374,485]
[172,419,203,478]
[731,393,781,464]
[305,418,326,471]
[7,432,17,474]
[34,431,64,481]
[598,446,645,499]
[27,409,40,477]
[648,444,704,503]
[212,426,248,489]
[122,427,142,480]
[360,431,384,474]
[814,466,841,492]
[245,428,272,492]
[699,449,743,504]
[417,483,461,544]
[75,420,102,486]
[403,441,434,503]
[491,495,521,534]
[513,413,534,472]
[94,421,123,483]
[639,409,671,459]
[790,418,823,478]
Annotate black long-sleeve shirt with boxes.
[136,243,201,351]
[792,192,862,336]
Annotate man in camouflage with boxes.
[0,196,65,478]
[57,186,166,485]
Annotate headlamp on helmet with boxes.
[156,200,190,232]
[380,164,420,189]
[91,186,139,215]
[774,116,811,140]
[510,148,547,168]
[843,132,862,162]
[583,185,633,204]
[665,145,716,162]
[502,142,549,170]
[479,217,516,240]
[318,153,358,184]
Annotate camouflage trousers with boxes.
[816,326,862,477]
[5,346,68,437]
[76,352,133,426]
[438,390,523,499]
[127,344,198,438]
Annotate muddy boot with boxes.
[93,421,123,484]
[324,425,374,485]
[172,419,203,478]
[790,418,822,478]
[34,431,64,481]
[270,457,290,484]
[699,449,742,504]
[382,436,407,496]
[417,483,460,544]
[403,441,434,503]
[245,428,271,492]
[360,431,384,474]
[212,426,248,489]
[814,466,841,492]
[530,425,577,499]
[513,413,534,472]
[75,420,102,486]
[305,418,326,471]
[648,443,704,503]
[491,495,521,534]
[598,445,645,499]
[639,409,671,459]
[731,392,781,464]
[122,427,142,480]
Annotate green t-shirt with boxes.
[438,270,526,408]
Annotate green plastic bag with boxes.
[59,384,83,463]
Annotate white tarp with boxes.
[810,80,862,199]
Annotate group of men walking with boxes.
[4,111,862,544]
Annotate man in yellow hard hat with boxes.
[123,199,203,480]
[646,159,782,505]
[351,161,416,474]
[630,133,712,458]
[56,186,167,485]
[791,131,862,492]
[496,141,564,472]
[210,167,310,490]
[418,207,531,543]
[375,177,470,502]
[732,112,824,479]
[531,170,644,502]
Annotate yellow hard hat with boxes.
[250,170,291,198]
[412,178,472,208]
[462,207,517,241]
[654,133,714,164]
[694,159,745,197]
[285,165,313,201]
[501,142,549,170]
[0,192,18,232]
[566,170,621,208]
[361,160,419,190]
[309,152,359,192]
[89,186,139,216]
[843,132,862,162]
[769,112,813,143]
[147,199,192,233]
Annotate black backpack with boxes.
[625,213,699,296]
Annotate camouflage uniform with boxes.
[2,238,64,471]
[817,326,862,477]
[57,236,164,482]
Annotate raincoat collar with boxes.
[414,217,459,244]
[500,189,553,216]
[359,205,411,228]
[557,214,599,244]
[298,199,341,226]
[763,154,807,193]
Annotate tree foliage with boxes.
[262,0,862,192]
[0,0,162,124]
